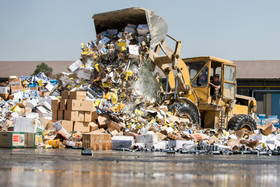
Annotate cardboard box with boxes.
[97,115,110,129]
[82,133,111,150]
[0,131,39,148]
[67,99,82,111]
[40,117,52,129]
[107,121,121,132]
[9,78,22,86]
[29,87,39,91]
[69,91,86,100]
[92,106,98,121]
[78,111,85,121]
[52,110,58,120]
[0,132,25,148]
[89,122,98,131]
[45,121,54,130]
[60,99,67,110]
[89,142,112,151]
[25,132,35,148]
[84,111,92,122]
[41,91,51,97]
[73,122,90,132]
[10,85,23,94]
[66,99,94,111]
[51,99,60,110]
[64,110,78,121]
[80,100,94,111]
[58,110,64,120]
[34,132,44,148]
[60,120,74,132]
[61,91,70,99]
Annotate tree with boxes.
[32,62,53,76]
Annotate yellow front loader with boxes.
[93,7,257,131]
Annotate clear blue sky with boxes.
[0,0,279,61]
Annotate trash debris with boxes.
[0,9,279,157]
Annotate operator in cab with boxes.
[209,74,221,105]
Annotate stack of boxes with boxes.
[9,76,23,95]
[51,90,122,150]
[82,133,112,150]
[51,90,98,133]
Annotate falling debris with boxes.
[0,8,280,156]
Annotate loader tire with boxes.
[168,103,199,125]
[227,114,256,131]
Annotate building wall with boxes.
[237,79,280,117]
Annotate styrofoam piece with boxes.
[175,140,195,150]
[36,106,51,118]
[25,112,39,119]
[13,116,37,132]
[25,99,38,108]
[68,59,83,72]
[153,141,167,150]
[136,134,157,144]
[43,101,51,111]
[45,83,54,92]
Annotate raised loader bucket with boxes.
[93,7,168,48]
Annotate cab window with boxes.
[187,61,207,82]
[192,66,209,87]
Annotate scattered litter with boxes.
[0,9,279,157]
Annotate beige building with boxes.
[0,61,73,82]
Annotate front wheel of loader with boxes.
[168,103,199,126]
[227,114,256,131]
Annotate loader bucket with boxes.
[93,7,168,48]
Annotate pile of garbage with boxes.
[0,23,280,156]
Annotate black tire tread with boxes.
[227,114,256,131]
[168,103,199,124]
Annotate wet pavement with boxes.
[0,149,279,187]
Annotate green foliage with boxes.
[32,62,53,76]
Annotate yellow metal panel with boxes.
[233,104,248,115]
[177,58,190,85]
[185,93,197,104]
[183,56,234,66]
[194,87,209,103]
[168,70,175,90]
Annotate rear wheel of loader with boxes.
[168,103,199,126]
[227,114,256,131]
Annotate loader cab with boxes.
[184,56,236,105]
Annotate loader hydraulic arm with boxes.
[162,34,182,69]
[148,35,191,96]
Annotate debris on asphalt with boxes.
[0,19,280,156]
